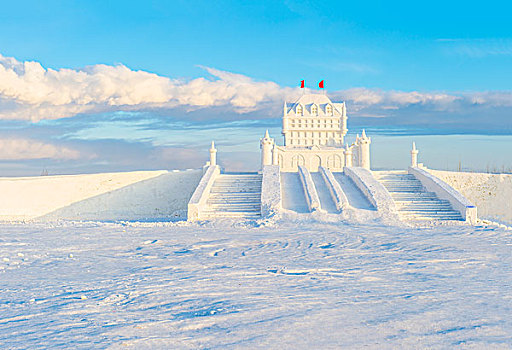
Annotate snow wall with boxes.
[0,169,203,222]
[428,169,512,225]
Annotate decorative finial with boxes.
[412,142,417,151]
[210,141,215,149]
[264,129,270,138]
[361,129,367,138]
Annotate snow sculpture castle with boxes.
[260,93,371,172]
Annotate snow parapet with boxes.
[409,167,477,224]
[187,165,220,221]
[344,167,396,215]
[260,165,282,218]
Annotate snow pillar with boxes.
[344,145,353,167]
[260,130,275,169]
[359,130,371,170]
[411,142,419,167]
[209,141,217,166]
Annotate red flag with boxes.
[319,80,324,88]
[300,80,305,88]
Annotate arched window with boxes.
[326,104,333,115]
[296,104,303,116]
[311,104,318,115]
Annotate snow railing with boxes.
[260,165,282,217]
[409,166,478,224]
[187,165,220,221]
[298,165,321,212]
[344,167,396,214]
[319,166,350,211]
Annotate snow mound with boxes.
[0,169,202,222]
[428,169,512,225]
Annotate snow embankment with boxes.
[428,169,512,225]
[0,169,202,221]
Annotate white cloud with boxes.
[1,53,512,124]
[0,138,82,160]
[0,54,291,121]
[338,88,460,110]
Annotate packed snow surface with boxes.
[1,219,512,349]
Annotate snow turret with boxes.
[260,130,275,169]
[358,129,371,170]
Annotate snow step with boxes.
[205,173,262,219]
[375,171,464,222]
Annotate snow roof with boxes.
[292,93,335,106]
[286,93,345,115]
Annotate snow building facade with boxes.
[260,93,371,172]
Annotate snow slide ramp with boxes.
[281,172,309,213]
[310,171,339,213]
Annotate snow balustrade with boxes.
[344,167,397,215]
[319,166,350,211]
[260,165,282,217]
[409,166,478,224]
[187,165,220,221]
[298,165,321,212]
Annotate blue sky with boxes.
[0,0,511,174]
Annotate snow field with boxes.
[1,220,512,349]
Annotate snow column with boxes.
[411,142,419,167]
[260,130,275,169]
[359,130,371,170]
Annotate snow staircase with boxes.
[203,173,262,219]
[375,171,463,222]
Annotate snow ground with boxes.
[1,220,512,349]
